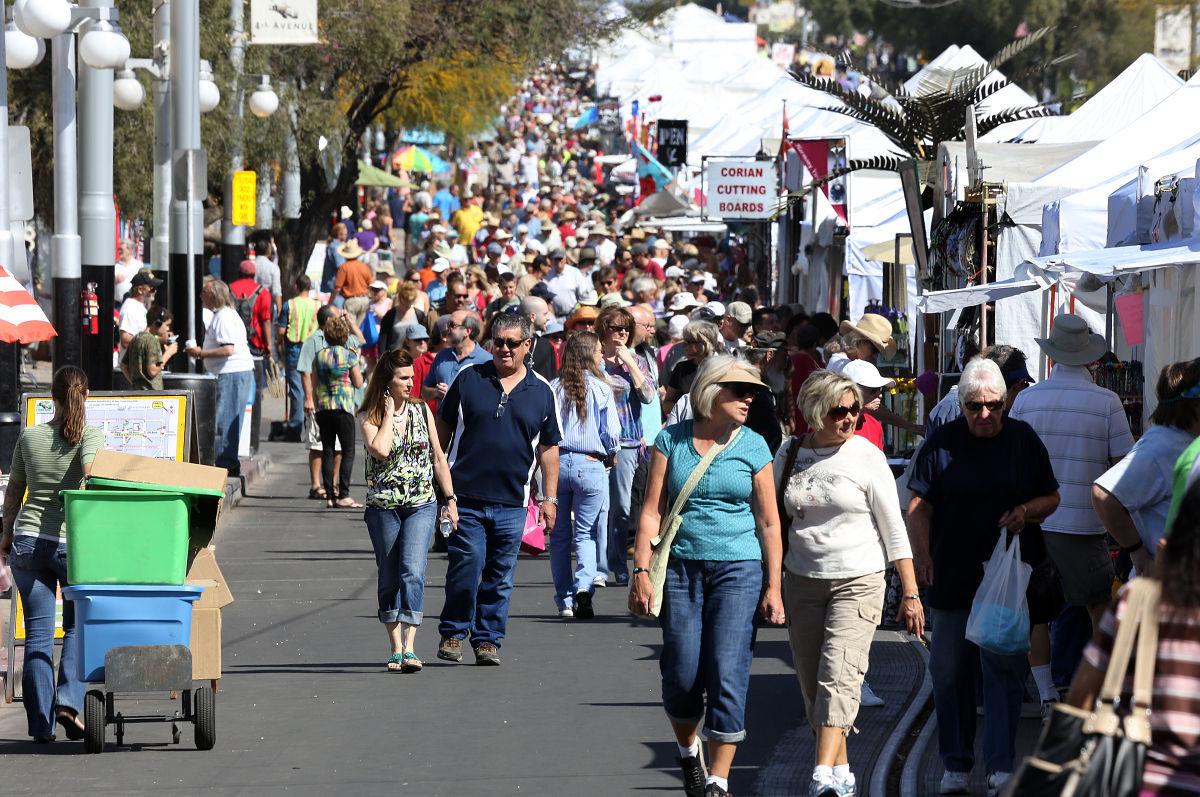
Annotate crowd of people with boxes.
[4,62,1200,797]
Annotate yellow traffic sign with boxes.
[231,170,257,227]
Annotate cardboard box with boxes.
[87,450,228,564]
[186,547,234,681]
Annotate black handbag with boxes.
[1004,577,1160,797]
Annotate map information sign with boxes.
[23,392,190,462]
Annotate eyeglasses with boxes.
[492,336,528,350]
[495,392,509,419]
[828,403,862,421]
[964,400,1005,413]
[722,383,758,400]
[609,325,630,335]
[451,292,468,299]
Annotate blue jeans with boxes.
[9,536,83,738]
[364,502,437,624]
[549,453,608,609]
[928,607,1028,774]
[214,369,253,472]
[1051,604,1093,688]
[439,501,527,647]
[659,558,762,743]
[284,342,305,431]
[604,446,640,580]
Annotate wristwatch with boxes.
[445,494,458,503]
[633,567,650,576]
[903,594,921,602]
[538,496,558,505]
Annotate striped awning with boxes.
[0,263,55,343]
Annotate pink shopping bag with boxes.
[520,498,547,555]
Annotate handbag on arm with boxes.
[640,427,741,619]
[1003,577,1161,797]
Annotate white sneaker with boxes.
[939,771,970,794]
[593,576,607,588]
[807,773,838,797]
[557,607,574,618]
[986,771,1011,796]
[860,681,885,707]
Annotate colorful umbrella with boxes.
[0,263,55,343]
[391,145,450,174]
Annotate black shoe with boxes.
[678,754,706,797]
[615,573,630,587]
[573,590,594,619]
[705,783,730,797]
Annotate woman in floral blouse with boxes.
[358,348,457,672]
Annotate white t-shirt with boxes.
[545,264,595,317]
[774,434,912,579]
[118,297,148,347]
[203,307,254,375]
[1094,424,1196,551]
[114,258,142,303]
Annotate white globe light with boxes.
[14,0,72,39]
[79,23,131,70]
[198,79,221,113]
[113,72,145,111]
[248,87,279,118]
[5,25,45,70]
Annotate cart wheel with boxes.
[83,690,106,754]
[172,721,181,745]
[193,685,215,751]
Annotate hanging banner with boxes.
[250,0,319,45]
[790,137,849,226]
[656,120,688,169]
[701,157,778,221]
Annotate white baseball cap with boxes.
[842,359,896,390]
[669,293,700,312]
[668,314,689,339]
[431,257,450,273]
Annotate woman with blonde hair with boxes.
[378,281,429,355]
[314,314,364,508]
[1,366,103,742]
[777,370,923,796]
[359,348,457,671]
[629,355,784,797]
[464,266,493,315]
[549,332,620,618]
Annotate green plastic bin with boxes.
[85,475,226,562]
[64,490,190,585]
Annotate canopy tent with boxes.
[0,263,55,343]
[1019,236,1200,281]
[936,141,1096,201]
[917,278,1039,314]
[355,161,412,188]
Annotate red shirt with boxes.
[230,277,273,353]
[855,412,884,451]
[789,351,823,412]
[641,259,666,281]
[411,350,436,411]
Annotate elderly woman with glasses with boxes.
[776,371,922,797]
[594,306,656,587]
[907,358,1060,796]
[662,319,722,419]
[629,355,784,797]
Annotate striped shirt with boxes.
[603,353,655,447]
[1084,589,1200,795]
[10,424,105,542]
[552,373,620,458]
[1009,365,1134,535]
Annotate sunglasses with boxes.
[494,392,509,419]
[721,383,758,400]
[492,336,528,350]
[828,403,862,421]
[964,400,1005,413]
[609,325,630,335]
[451,292,468,299]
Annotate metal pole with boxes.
[220,0,246,283]
[79,0,117,390]
[52,32,82,371]
[169,0,203,362]
[0,0,20,414]
[150,0,171,273]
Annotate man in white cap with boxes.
[649,237,671,271]
[1009,314,1134,647]
[425,257,451,308]
[720,301,753,355]
[842,359,896,451]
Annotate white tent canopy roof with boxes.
[917,279,1040,313]
[1019,236,1200,282]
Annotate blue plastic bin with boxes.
[62,585,205,683]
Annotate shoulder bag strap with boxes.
[1130,578,1162,711]
[653,426,740,545]
[776,436,802,555]
[1097,579,1149,704]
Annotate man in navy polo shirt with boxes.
[434,313,561,666]
[420,310,491,409]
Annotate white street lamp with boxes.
[247,75,278,118]
[13,0,71,39]
[5,19,44,69]
[112,68,145,111]
[78,18,129,70]
[198,61,220,113]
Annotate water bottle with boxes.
[439,516,454,538]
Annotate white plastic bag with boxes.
[965,534,1032,656]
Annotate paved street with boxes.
[0,438,809,796]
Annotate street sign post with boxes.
[656,120,687,169]
[231,170,257,227]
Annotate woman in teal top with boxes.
[1,366,103,742]
[359,349,456,672]
[629,355,785,797]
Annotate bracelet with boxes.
[1120,539,1144,554]
[903,594,921,601]
[538,496,558,505]
[632,567,650,576]
[444,494,457,503]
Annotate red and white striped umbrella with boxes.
[0,263,55,343]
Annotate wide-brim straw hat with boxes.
[338,240,366,260]
[1035,314,1106,366]
[840,313,897,355]
[565,305,600,330]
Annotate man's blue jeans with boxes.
[439,500,527,648]
[928,607,1028,775]
[549,452,608,609]
[364,502,438,625]
[604,446,639,581]
[214,370,253,472]
[9,536,83,738]
[659,558,762,743]
[284,342,305,431]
